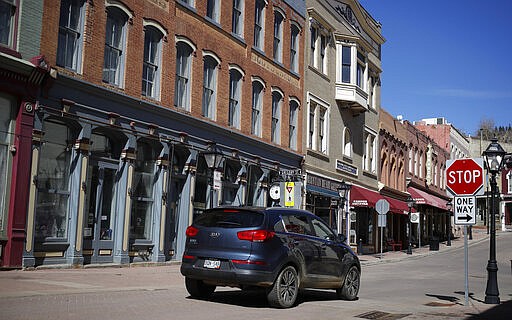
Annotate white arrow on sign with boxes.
[454,196,476,225]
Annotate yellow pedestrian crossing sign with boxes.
[285,182,294,207]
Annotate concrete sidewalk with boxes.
[0,227,492,299]
[359,227,489,266]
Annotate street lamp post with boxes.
[203,142,223,209]
[446,200,452,247]
[482,137,506,305]
[406,195,415,255]
[338,181,352,245]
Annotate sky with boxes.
[358,0,512,137]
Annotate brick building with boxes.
[10,0,306,268]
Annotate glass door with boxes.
[84,161,117,264]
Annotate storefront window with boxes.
[0,94,14,235]
[245,165,262,206]
[35,119,75,239]
[129,139,159,239]
[193,156,208,219]
[222,160,241,205]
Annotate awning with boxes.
[350,186,411,215]
[408,187,447,210]
[306,184,340,198]
[350,185,382,207]
[384,196,412,215]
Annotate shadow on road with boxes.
[186,288,346,308]
[465,300,512,320]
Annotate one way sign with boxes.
[454,196,477,225]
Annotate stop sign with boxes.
[446,158,484,196]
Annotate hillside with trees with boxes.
[475,118,512,143]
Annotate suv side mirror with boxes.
[337,234,347,243]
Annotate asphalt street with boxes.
[0,229,510,320]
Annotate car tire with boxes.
[267,265,299,308]
[185,277,216,299]
[336,265,360,300]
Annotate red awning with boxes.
[384,196,411,215]
[408,187,447,210]
[350,186,410,215]
[350,185,382,207]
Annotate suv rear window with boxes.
[194,209,264,228]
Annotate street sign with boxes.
[454,196,477,225]
[446,158,484,196]
[375,199,390,215]
[410,212,420,224]
[284,182,294,207]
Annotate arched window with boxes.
[175,40,194,110]
[254,0,265,50]
[142,24,164,99]
[228,66,244,128]
[271,89,283,144]
[273,10,284,63]
[251,79,264,136]
[202,53,220,119]
[103,4,130,86]
[290,23,300,72]
[289,98,299,150]
[57,0,86,72]
[343,128,352,157]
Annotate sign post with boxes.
[447,158,483,307]
[375,199,389,259]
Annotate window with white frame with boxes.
[175,40,194,110]
[419,152,424,178]
[289,98,299,150]
[356,50,366,89]
[290,23,300,73]
[341,45,351,83]
[206,0,219,22]
[414,150,418,176]
[320,33,327,74]
[232,0,244,36]
[251,79,263,137]
[271,89,282,144]
[408,148,413,173]
[273,10,284,63]
[434,163,438,186]
[307,96,328,154]
[0,0,17,48]
[363,131,376,173]
[507,171,512,194]
[254,0,265,50]
[309,21,328,75]
[202,53,219,119]
[228,67,243,128]
[309,25,317,67]
[142,25,163,99]
[57,0,86,72]
[103,6,129,86]
[343,127,352,157]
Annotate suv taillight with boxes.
[237,230,274,242]
[186,226,199,237]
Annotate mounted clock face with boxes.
[269,184,280,200]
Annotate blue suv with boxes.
[180,207,360,308]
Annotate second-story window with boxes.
[0,0,17,48]
[356,50,366,89]
[202,54,218,119]
[254,0,265,50]
[142,26,163,100]
[342,45,351,83]
[232,0,243,37]
[175,41,194,110]
[251,80,263,137]
[57,0,86,72]
[289,99,299,150]
[310,25,317,67]
[271,90,282,144]
[343,127,352,157]
[206,0,219,23]
[228,67,243,128]
[320,34,327,74]
[290,24,300,73]
[103,7,128,86]
[273,10,284,63]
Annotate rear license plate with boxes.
[203,259,221,269]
